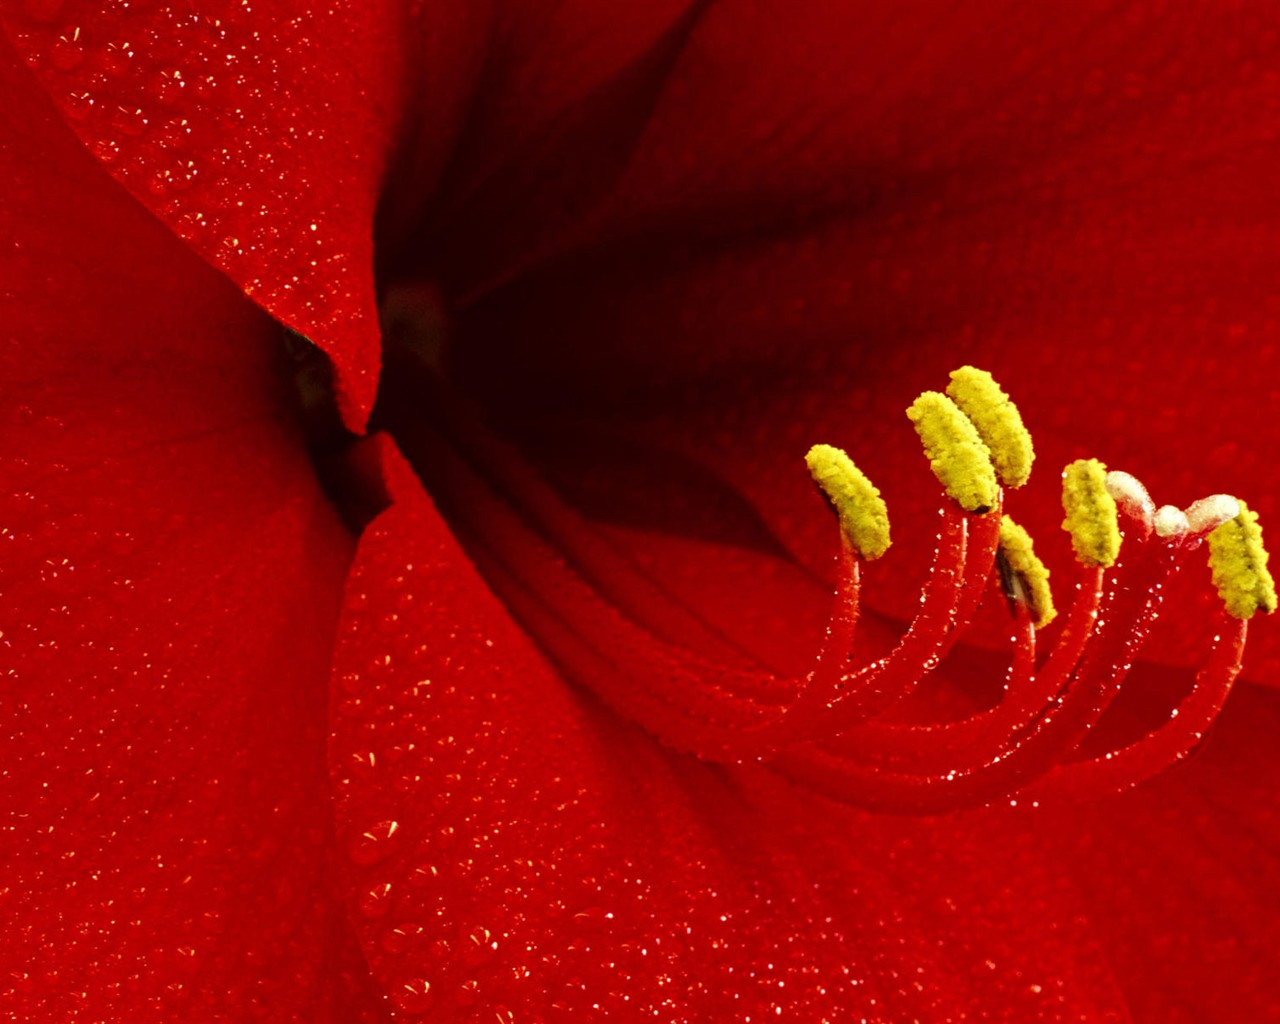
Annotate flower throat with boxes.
[359,305,1275,815]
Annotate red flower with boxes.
[3,2,1280,1021]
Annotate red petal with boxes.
[439,0,1280,682]
[0,0,463,426]
[1041,675,1280,1023]
[0,44,379,1020]
[331,442,1134,1020]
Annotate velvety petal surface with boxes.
[0,43,380,1022]
[435,0,1280,683]
[1042,675,1280,1023]
[0,0,707,426]
[330,442,1134,1021]
[0,0,444,424]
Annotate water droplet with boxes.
[408,862,442,888]
[347,819,400,866]
[175,210,208,239]
[110,105,146,137]
[454,979,481,1008]
[379,922,426,955]
[358,882,394,919]
[91,138,120,164]
[152,67,186,104]
[64,91,93,121]
[50,27,84,70]
[389,977,434,1014]
[100,39,132,75]
[572,906,614,931]
[192,73,217,100]
[156,116,193,148]
[171,157,198,190]
[429,937,452,960]
[462,924,497,966]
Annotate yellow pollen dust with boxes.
[805,444,891,560]
[906,392,999,513]
[1061,458,1121,567]
[945,366,1034,489]
[1207,500,1277,619]
[998,515,1056,627]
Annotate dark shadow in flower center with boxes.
[370,283,849,681]
[279,328,390,533]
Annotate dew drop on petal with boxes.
[346,818,400,866]
[151,66,185,104]
[407,862,442,889]
[110,104,146,136]
[99,39,131,76]
[358,882,394,920]
[379,922,426,956]
[454,979,481,1008]
[389,977,434,1015]
[462,924,498,966]
[90,138,120,163]
[63,90,92,119]
[50,27,83,70]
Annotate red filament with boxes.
[382,356,1260,814]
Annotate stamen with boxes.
[804,444,891,560]
[764,441,1264,813]
[1208,500,1277,618]
[906,391,1000,513]
[384,345,1270,813]
[1024,611,1247,801]
[838,566,1104,774]
[1062,459,1121,567]
[945,366,1034,488]
[765,507,978,742]
[996,516,1056,627]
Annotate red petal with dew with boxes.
[0,43,381,1021]
[1041,669,1280,1023]
[330,441,1134,1021]
[0,0,706,428]
[0,0,446,425]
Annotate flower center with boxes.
[366,290,1274,815]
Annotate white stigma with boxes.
[1154,504,1190,538]
[1185,494,1241,537]
[1105,470,1156,530]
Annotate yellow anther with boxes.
[906,392,999,513]
[1061,458,1121,567]
[997,516,1056,627]
[1208,500,1277,619]
[945,366,1034,488]
[805,444,891,560]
